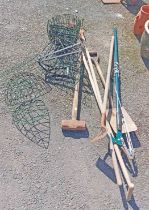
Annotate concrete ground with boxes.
[0,0,149,209]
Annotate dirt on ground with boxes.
[0,0,149,210]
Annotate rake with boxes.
[112,28,135,159]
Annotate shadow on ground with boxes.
[119,185,140,210]
[62,128,89,139]
[96,139,140,210]
[96,156,116,184]
[130,131,141,148]
[142,57,149,69]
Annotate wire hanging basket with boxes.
[47,14,83,47]
[38,14,85,90]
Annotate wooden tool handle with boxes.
[82,53,102,111]
[101,36,114,127]
[114,144,134,200]
[79,28,86,41]
[91,58,105,87]
[102,36,114,114]
[71,76,80,120]
[110,139,122,186]
[104,122,122,186]
[85,48,103,109]
[83,52,122,187]
[92,58,114,112]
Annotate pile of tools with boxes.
[82,29,137,201]
[61,25,137,200]
[2,12,139,202]
[37,14,138,201]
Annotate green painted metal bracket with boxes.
[112,130,123,146]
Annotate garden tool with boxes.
[82,51,122,186]
[112,29,135,159]
[90,39,137,145]
[100,36,114,131]
[83,49,134,200]
[94,58,137,135]
[90,36,114,142]
[61,69,86,131]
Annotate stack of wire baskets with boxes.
[38,14,84,89]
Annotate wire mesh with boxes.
[38,14,85,90]
[6,72,49,108]
[12,100,50,149]
[1,13,93,148]
[47,14,83,47]
[38,42,82,89]
[5,72,51,149]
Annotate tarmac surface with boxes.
[0,0,149,209]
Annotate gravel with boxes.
[0,0,149,209]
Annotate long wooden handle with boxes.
[114,144,134,200]
[92,59,114,116]
[71,75,80,120]
[83,52,122,186]
[109,136,122,186]
[91,58,105,87]
[82,53,102,110]
[101,36,114,127]
[85,48,103,109]
[102,36,114,114]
